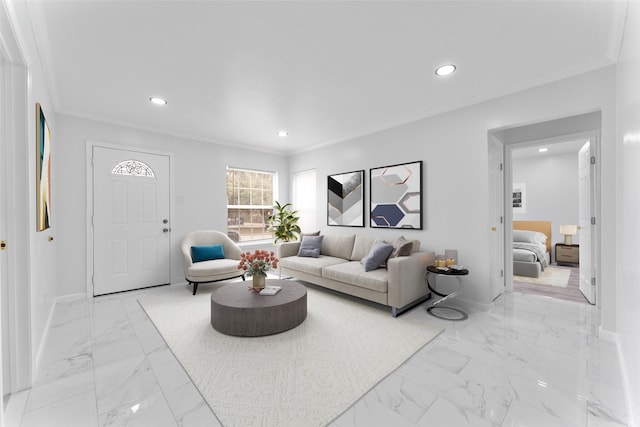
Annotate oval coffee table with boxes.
[210,279,307,337]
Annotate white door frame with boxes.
[1,0,33,406]
[85,141,175,297]
[502,131,601,304]
[488,135,505,299]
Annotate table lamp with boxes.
[560,224,577,245]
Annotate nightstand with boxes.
[555,243,579,266]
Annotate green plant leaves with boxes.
[268,201,301,244]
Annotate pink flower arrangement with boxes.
[238,249,279,277]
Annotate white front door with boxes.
[578,140,595,304]
[92,147,171,296]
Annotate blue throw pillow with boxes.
[191,244,225,263]
[298,235,323,258]
[361,242,394,272]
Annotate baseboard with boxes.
[458,296,492,312]
[34,293,86,376]
[598,325,617,342]
[616,338,637,427]
[34,297,57,379]
[56,292,86,302]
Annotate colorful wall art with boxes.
[327,170,365,227]
[36,103,51,231]
[370,161,422,229]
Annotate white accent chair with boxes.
[181,230,245,295]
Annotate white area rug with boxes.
[138,284,442,427]
[514,265,571,287]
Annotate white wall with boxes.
[289,66,617,317]
[55,114,289,296]
[5,0,58,380]
[513,150,580,258]
[616,1,640,425]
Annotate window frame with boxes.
[111,159,155,177]
[226,166,277,243]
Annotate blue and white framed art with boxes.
[327,170,365,227]
[370,161,422,229]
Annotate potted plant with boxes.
[268,201,301,244]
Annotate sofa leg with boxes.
[241,274,246,281]
[192,282,198,295]
[390,293,432,317]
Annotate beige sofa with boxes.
[277,234,435,317]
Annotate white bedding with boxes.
[514,248,537,263]
[513,243,550,265]
[513,228,550,278]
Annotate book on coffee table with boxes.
[260,286,282,296]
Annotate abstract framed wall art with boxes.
[327,170,365,227]
[370,161,422,229]
[512,182,526,214]
[36,103,51,231]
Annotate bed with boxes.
[513,220,551,278]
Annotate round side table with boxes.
[425,266,469,321]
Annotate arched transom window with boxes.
[111,160,155,177]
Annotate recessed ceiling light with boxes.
[538,148,548,153]
[149,97,167,106]
[435,64,456,76]
[277,131,288,137]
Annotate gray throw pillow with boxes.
[298,235,323,258]
[389,236,413,259]
[361,242,394,272]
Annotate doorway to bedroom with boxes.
[489,111,601,306]
[511,139,590,304]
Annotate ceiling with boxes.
[26,1,625,154]
[511,139,588,159]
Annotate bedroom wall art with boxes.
[36,103,51,231]
[327,170,365,227]
[513,182,526,214]
[370,160,422,229]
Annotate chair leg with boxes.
[193,282,198,295]
[241,274,246,281]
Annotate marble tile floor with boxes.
[5,282,629,427]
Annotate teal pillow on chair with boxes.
[191,244,225,263]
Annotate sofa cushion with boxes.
[320,234,356,260]
[298,235,323,257]
[187,258,240,278]
[280,255,348,277]
[322,262,388,293]
[361,242,393,272]
[350,235,385,261]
